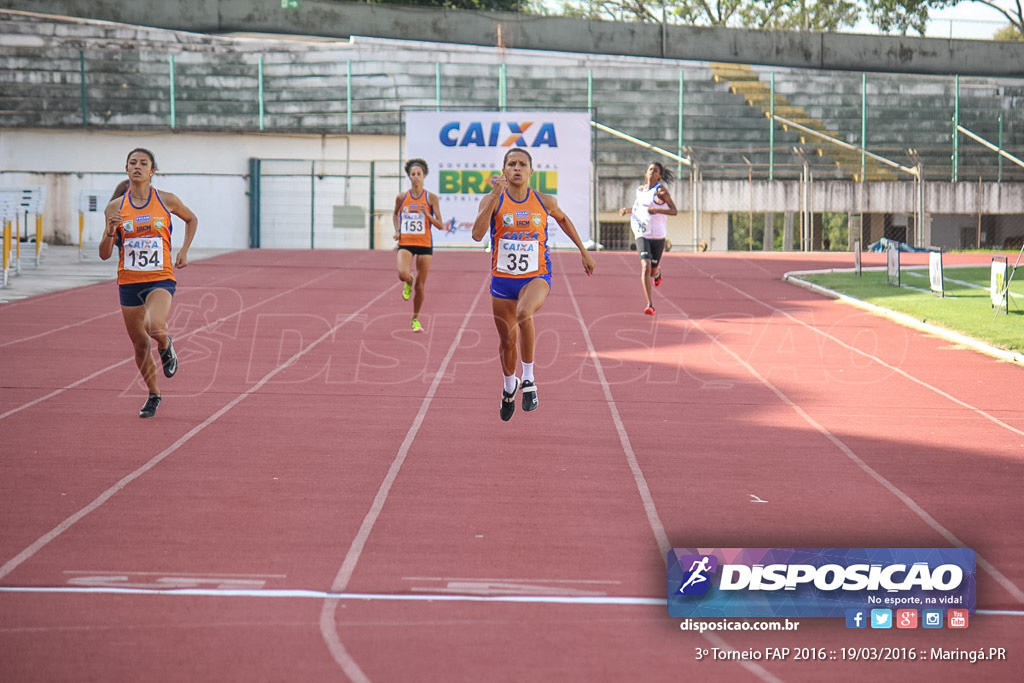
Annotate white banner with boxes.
[928,249,944,296]
[991,257,1008,310]
[406,111,592,248]
[886,242,900,286]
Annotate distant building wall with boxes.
[0,129,397,247]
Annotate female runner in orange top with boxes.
[392,158,445,333]
[100,148,198,418]
[473,148,595,421]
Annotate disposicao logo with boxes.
[675,555,718,596]
[667,548,976,619]
[439,121,558,148]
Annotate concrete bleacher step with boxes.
[2,10,1022,182]
[709,63,759,82]
[710,62,906,180]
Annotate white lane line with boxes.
[567,266,782,683]
[318,274,490,683]
[0,265,263,349]
[0,282,396,582]
[675,261,1024,605]
[785,272,1024,366]
[0,309,119,349]
[0,585,663,605]
[3,586,1022,617]
[904,269,1024,300]
[563,274,670,556]
[62,570,288,577]
[402,576,621,584]
[0,271,336,421]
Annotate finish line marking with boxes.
[2,586,1020,616]
[0,585,662,606]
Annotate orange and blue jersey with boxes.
[115,189,175,285]
[489,188,552,280]
[396,190,436,249]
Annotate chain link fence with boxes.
[254,160,403,250]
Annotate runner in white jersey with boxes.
[619,162,677,315]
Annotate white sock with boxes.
[521,362,535,383]
[504,374,518,394]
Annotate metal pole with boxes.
[998,113,1003,182]
[917,165,924,246]
[976,175,982,248]
[347,60,353,132]
[589,121,691,166]
[775,115,919,176]
[80,51,87,127]
[769,73,775,181]
[692,164,700,251]
[745,157,753,250]
[587,69,593,114]
[168,54,176,129]
[803,160,809,250]
[861,73,866,181]
[953,75,959,183]
[660,1,667,58]
[310,161,316,249]
[677,70,684,184]
[956,124,1024,168]
[248,158,261,248]
[258,56,265,130]
[435,63,441,111]
[499,64,507,111]
[369,161,376,250]
[35,214,42,266]
[748,170,753,250]
[592,131,599,249]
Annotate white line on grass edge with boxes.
[783,269,1024,366]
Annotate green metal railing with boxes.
[45,52,1024,183]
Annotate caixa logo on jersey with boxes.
[667,548,976,618]
[439,121,558,148]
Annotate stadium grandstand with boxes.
[2,2,1023,253]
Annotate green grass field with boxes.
[798,265,1024,353]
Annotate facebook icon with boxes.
[845,609,867,629]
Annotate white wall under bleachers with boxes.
[0,129,398,247]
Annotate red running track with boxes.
[0,248,1021,682]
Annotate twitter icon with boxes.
[870,609,893,629]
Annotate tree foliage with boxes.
[993,23,1023,40]
[558,0,858,30]
[368,1,1024,38]
[552,0,1024,38]
[862,1,1024,37]
[371,0,528,11]
[965,0,1024,37]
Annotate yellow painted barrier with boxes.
[2,220,10,286]
[36,213,43,264]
